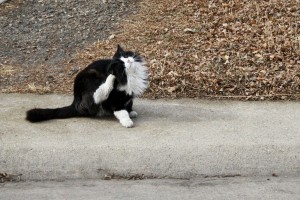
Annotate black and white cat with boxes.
[26,45,148,128]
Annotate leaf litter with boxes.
[1,0,300,100]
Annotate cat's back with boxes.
[87,59,112,68]
[73,59,113,96]
[75,59,112,79]
[74,59,112,88]
[85,59,112,72]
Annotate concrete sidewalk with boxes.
[0,93,299,180]
[2,177,300,200]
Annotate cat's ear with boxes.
[117,45,124,53]
[113,45,125,59]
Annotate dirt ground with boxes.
[1,0,299,100]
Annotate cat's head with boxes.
[113,45,144,70]
[111,45,148,93]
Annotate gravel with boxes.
[0,0,138,66]
[0,0,139,92]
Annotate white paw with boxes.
[120,119,134,128]
[129,111,138,118]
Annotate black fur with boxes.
[26,105,78,122]
[26,45,142,123]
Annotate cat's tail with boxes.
[26,104,78,123]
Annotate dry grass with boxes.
[0,64,17,76]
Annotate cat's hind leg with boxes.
[114,110,134,128]
[125,99,138,118]
[129,111,138,118]
[93,74,115,104]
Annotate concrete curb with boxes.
[1,93,299,180]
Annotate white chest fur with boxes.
[118,60,148,96]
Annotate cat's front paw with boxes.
[114,110,134,128]
[120,118,134,128]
